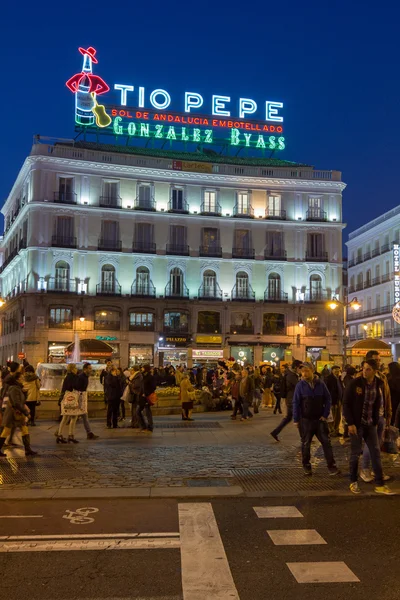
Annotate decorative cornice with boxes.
[167,258,187,271]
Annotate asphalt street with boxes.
[0,496,398,600]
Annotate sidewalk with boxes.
[1,410,399,499]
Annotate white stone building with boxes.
[346,206,400,359]
[0,138,345,368]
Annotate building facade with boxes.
[346,205,400,359]
[0,139,345,368]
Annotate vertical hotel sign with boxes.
[394,244,400,305]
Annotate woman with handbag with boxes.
[23,365,41,426]
[56,364,79,444]
[0,369,37,457]
[180,373,195,421]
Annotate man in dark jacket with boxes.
[293,362,339,476]
[270,359,302,441]
[105,367,124,429]
[325,365,344,437]
[137,365,156,432]
[343,358,394,495]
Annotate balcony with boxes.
[198,283,223,300]
[363,279,372,289]
[305,327,327,337]
[230,325,254,334]
[356,256,363,264]
[233,203,254,218]
[99,195,122,209]
[265,208,286,220]
[197,323,221,333]
[51,235,77,249]
[47,278,77,293]
[166,244,190,256]
[355,282,364,291]
[132,241,156,253]
[131,279,156,297]
[347,304,392,321]
[164,281,190,298]
[54,191,77,205]
[305,250,328,262]
[96,281,122,296]
[199,245,222,258]
[264,250,287,261]
[348,259,355,267]
[372,276,381,286]
[306,208,327,222]
[168,200,189,214]
[372,247,380,257]
[232,247,255,259]
[264,290,289,302]
[134,196,156,211]
[129,322,155,332]
[200,201,222,216]
[98,238,122,252]
[382,273,391,283]
[231,284,256,301]
[348,285,355,293]
[381,243,390,254]
[0,248,18,274]
[303,289,329,302]
[19,239,26,251]
[363,251,371,261]
[163,324,189,334]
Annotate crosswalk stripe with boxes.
[287,562,360,583]
[179,502,240,599]
[254,506,303,518]
[267,529,327,545]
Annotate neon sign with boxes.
[67,47,286,149]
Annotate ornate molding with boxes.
[233,262,253,274]
[200,260,220,273]
[99,255,120,266]
[167,258,187,271]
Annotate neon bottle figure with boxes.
[76,53,95,125]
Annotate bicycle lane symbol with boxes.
[62,507,99,525]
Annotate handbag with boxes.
[121,384,132,404]
[147,392,157,406]
[381,426,399,454]
[188,390,196,401]
[62,390,79,410]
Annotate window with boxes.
[102,181,119,205]
[375,264,380,279]
[203,190,218,213]
[171,187,185,210]
[197,311,221,334]
[101,264,116,293]
[309,274,323,299]
[235,271,249,297]
[137,184,153,209]
[349,275,355,289]
[55,216,74,242]
[169,267,184,295]
[367,296,372,311]
[101,220,119,243]
[308,196,321,210]
[55,261,70,291]
[386,291,391,306]
[49,307,73,329]
[268,273,281,298]
[376,294,381,310]
[201,228,220,249]
[58,177,74,201]
[136,266,150,294]
[267,194,281,215]
[305,314,326,336]
[307,233,325,258]
[170,225,187,247]
[374,321,382,337]
[129,312,154,331]
[202,269,217,297]
[133,222,154,252]
[265,231,284,257]
[234,229,251,249]
[262,313,285,335]
[365,269,371,286]
[94,309,121,330]
[164,311,188,332]
[357,272,363,289]
[231,312,253,334]
[236,192,251,214]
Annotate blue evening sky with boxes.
[1,0,399,245]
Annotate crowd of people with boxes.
[0,351,399,497]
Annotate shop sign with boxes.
[163,335,190,347]
[66,46,285,150]
[96,335,117,341]
[193,349,224,359]
[173,160,213,174]
[196,335,222,345]
[393,244,400,324]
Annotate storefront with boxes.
[192,348,224,367]
[159,334,191,367]
[48,341,70,363]
[129,344,154,366]
[229,345,254,366]
[261,344,289,366]
[306,346,326,363]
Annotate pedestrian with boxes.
[100,359,113,406]
[273,371,283,414]
[117,367,126,422]
[105,366,124,429]
[0,369,37,457]
[175,364,185,386]
[293,362,339,476]
[128,366,143,427]
[23,365,41,426]
[137,364,156,432]
[253,367,263,414]
[57,363,80,443]
[180,372,195,421]
[343,358,394,495]
[387,362,400,427]
[262,367,274,407]
[239,367,254,421]
[270,359,302,441]
[1,361,25,446]
[75,363,99,440]
[230,371,242,419]
[325,365,344,437]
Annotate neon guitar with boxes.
[91,93,112,128]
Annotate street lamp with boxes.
[0,298,5,308]
[327,296,361,365]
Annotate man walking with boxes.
[293,362,339,476]
[239,367,254,421]
[76,363,99,440]
[100,360,113,406]
[270,359,302,441]
[343,358,394,495]
[325,365,344,436]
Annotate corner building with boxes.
[0,139,345,367]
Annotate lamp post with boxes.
[327,296,361,365]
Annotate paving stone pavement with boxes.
[0,411,399,492]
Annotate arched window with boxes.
[136,266,150,294]
[169,267,183,296]
[235,271,249,299]
[101,264,116,293]
[309,274,322,300]
[55,261,70,292]
[268,272,281,300]
[202,269,217,297]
